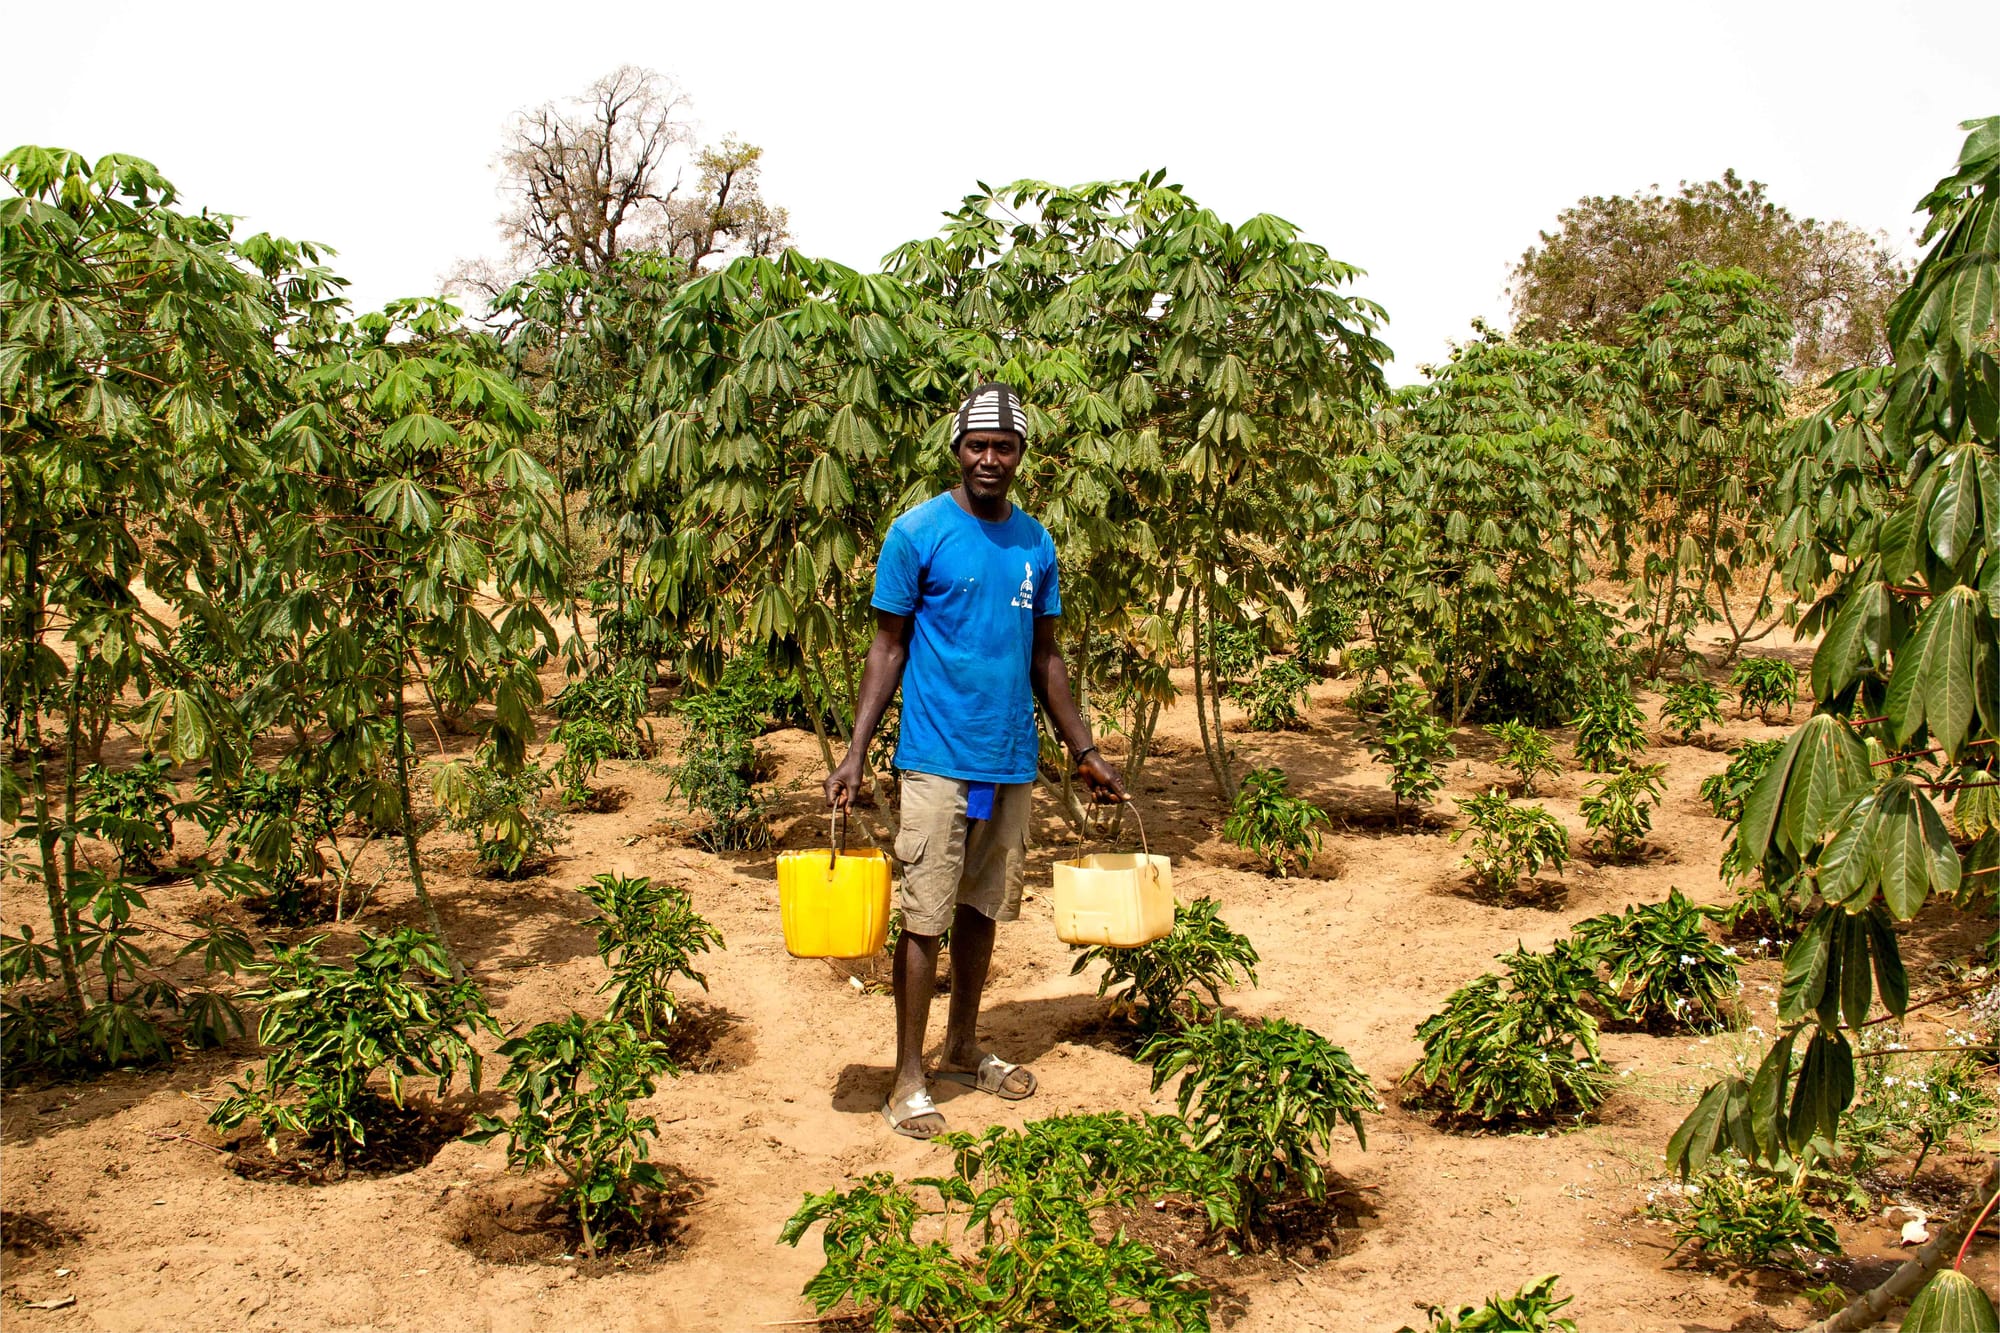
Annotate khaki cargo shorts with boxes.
[892,771,1033,937]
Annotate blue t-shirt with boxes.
[870,493,1061,783]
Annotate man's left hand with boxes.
[1077,751,1127,804]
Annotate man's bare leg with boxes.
[937,904,1033,1096]
[888,928,945,1134]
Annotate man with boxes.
[824,382,1125,1139]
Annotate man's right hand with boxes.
[825,755,867,811]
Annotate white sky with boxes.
[7,0,1997,383]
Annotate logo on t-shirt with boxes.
[1010,560,1035,610]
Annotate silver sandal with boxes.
[881,1085,946,1139]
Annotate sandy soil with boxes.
[3,643,1994,1332]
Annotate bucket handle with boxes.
[828,806,848,871]
[1074,796,1156,887]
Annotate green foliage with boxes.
[1730,656,1800,721]
[432,750,568,878]
[1398,1274,1578,1333]
[667,668,773,852]
[1848,1047,1999,1180]
[780,1115,1216,1332]
[76,755,177,878]
[575,873,724,1034]
[1700,738,1789,823]
[1474,599,1628,730]
[1903,1270,2000,1333]
[1222,767,1328,876]
[194,760,360,921]
[467,1015,677,1255]
[1406,943,1610,1125]
[1203,619,1263,687]
[1571,888,1740,1032]
[1367,680,1457,821]
[1571,681,1648,772]
[1451,790,1570,899]
[1483,719,1561,796]
[548,668,653,804]
[210,928,493,1162]
[1293,596,1359,673]
[1143,1014,1376,1228]
[1618,265,1794,673]
[1660,678,1726,742]
[1231,658,1313,731]
[1579,762,1667,861]
[1660,1163,1840,1270]
[1070,897,1258,1033]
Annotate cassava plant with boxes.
[1222,766,1328,876]
[1571,680,1648,772]
[1483,719,1561,796]
[1667,121,2000,1184]
[1579,762,1667,861]
[432,747,569,878]
[575,872,724,1034]
[1070,897,1258,1033]
[1451,790,1570,900]
[210,928,494,1164]
[1659,678,1727,743]
[467,1014,677,1256]
[75,755,178,879]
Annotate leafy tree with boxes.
[1,145,329,1029]
[891,176,1389,804]
[1511,169,1904,380]
[1667,118,1999,1181]
[1615,266,1794,671]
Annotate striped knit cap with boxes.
[951,382,1029,448]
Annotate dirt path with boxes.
[3,656,1992,1331]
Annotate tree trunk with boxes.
[391,612,460,979]
[1800,1158,1997,1333]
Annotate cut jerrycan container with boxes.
[1052,800,1174,947]
[778,809,891,959]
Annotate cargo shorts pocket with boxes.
[893,830,928,867]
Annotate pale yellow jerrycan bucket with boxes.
[778,809,891,959]
[1053,800,1174,947]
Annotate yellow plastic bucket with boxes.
[778,811,891,959]
[1052,803,1174,947]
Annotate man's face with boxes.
[955,430,1023,503]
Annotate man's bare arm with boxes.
[1029,617,1127,802]
[824,610,912,809]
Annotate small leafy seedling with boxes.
[1405,942,1610,1125]
[468,1015,677,1256]
[1659,1162,1840,1271]
[1367,680,1456,823]
[1224,767,1329,876]
[1659,679,1725,743]
[1398,1274,1578,1333]
[1232,658,1314,731]
[1572,681,1647,772]
[575,872,724,1034]
[668,671,772,851]
[1142,1013,1378,1229]
[1570,888,1739,1033]
[1579,762,1666,861]
[76,754,178,878]
[1452,790,1570,900]
[1698,738,1787,823]
[211,928,494,1164]
[1483,719,1560,795]
[1070,896,1259,1033]
[1730,656,1799,721]
[432,747,569,877]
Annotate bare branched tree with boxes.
[450,66,791,299]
